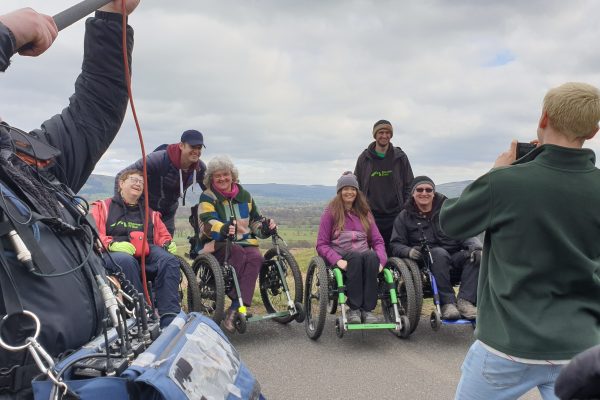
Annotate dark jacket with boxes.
[440,144,600,360]
[0,11,132,390]
[354,142,414,215]
[389,193,481,258]
[555,344,600,400]
[115,144,206,215]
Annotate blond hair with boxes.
[543,82,600,139]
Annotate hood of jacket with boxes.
[403,192,448,217]
[166,143,200,171]
[366,141,409,160]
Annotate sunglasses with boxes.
[415,188,433,193]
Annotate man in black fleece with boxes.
[354,119,414,254]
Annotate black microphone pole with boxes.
[53,0,113,31]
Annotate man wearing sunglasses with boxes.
[389,176,481,320]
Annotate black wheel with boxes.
[386,258,418,334]
[192,254,225,324]
[327,268,338,315]
[403,258,424,332]
[430,310,441,331]
[304,257,329,340]
[260,247,303,324]
[399,315,411,338]
[294,301,306,323]
[235,313,247,334]
[335,317,344,338]
[174,256,202,313]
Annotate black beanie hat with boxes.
[410,175,435,193]
[372,119,393,138]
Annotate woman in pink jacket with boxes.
[316,171,387,324]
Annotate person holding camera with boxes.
[0,2,139,397]
[91,169,181,328]
[197,155,276,333]
[440,82,600,399]
[389,176,481,320]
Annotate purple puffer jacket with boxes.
[316,207,387,267]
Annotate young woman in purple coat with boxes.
[316,171,387,324]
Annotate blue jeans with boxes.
[455,341,563,400]
[103,245,181,325]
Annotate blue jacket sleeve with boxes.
[33,11,134,192]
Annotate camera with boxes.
[516,142,536,159]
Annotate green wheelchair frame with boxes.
[304,256,413,340]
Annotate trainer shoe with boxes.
[457,298,477,320]
[222,308,237,333]
[362,311,380,324]
[441,303,460,320]
[346,309,361,324]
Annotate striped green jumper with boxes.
[198,183,266,249]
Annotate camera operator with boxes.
[0,1,139,398]
[440,82,600,399]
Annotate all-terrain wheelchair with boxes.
[391,223,476,333]
[303,256,413,340]
[187,206,305,333]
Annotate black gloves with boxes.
[260,217,275,237]
[220,222,233,238]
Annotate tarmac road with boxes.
[229,315,540,400]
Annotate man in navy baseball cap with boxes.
[115,128,207,234]
[181,129,206,148]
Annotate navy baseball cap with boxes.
[180,129,205,147]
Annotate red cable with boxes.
[120,2,152,307]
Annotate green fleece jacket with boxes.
[440,144,600,360]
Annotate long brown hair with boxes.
[328,189,373,236]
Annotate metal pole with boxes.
[53,0,113,31]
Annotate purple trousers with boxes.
[213,243,264,306]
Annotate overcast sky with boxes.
[2,1,600,186]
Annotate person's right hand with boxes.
[408,247,422,260]
[108,241,136,256]
[99,0,141,16]
[219,221,236,238]
[0,8,58,57]
[336,259,348,270]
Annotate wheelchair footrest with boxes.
[346,323,397,330]
[441,318,475,325]
[246,311,290,323]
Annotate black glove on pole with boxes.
[53,0,113,31]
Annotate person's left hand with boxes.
[166,241,177,255]
[99,0,141,15]
[470,250,482,264]
[378,264,384,273]
[493,140,518,168]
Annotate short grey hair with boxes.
[203,155,239,188]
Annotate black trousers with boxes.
[429,247,479,305]
[373,213,397,256]
[343,251,380,312]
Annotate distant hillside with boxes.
[78,174,472,203]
